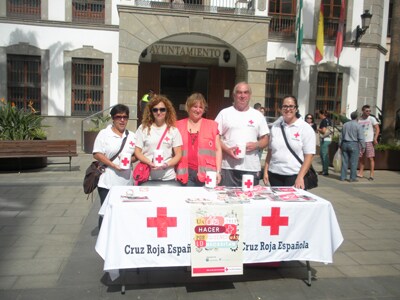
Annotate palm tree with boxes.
[382,0,400,142]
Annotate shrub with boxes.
[0,98,47,140]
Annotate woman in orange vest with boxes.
[176,93,222,186]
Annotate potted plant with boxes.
[83,113,111,154]
[0,98,49,170]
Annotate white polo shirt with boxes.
[93,125,136,189]
[268,118,316,175]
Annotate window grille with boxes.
[322,0,346,40]
[6,0,41,19]
[7,55,42,113]
[71,58,104,116]
[72,0,105,23]
[315,71,342,117]
[265,69,293,118]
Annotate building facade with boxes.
[0,0,390,144]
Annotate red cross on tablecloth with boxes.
[147,207,177,238]
[121,157,130,166]
[155,155,164,164]
[244,179,252,189]
[261,207,289,235]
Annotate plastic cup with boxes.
[242,174,254,191]
[205,171,217,188]
[153,149,164,167]
[119,152,131,169]
[235,143,246,159]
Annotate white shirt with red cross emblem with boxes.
[268,118,316,175]
[215,106,270,172]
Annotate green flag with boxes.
[295,0,303,62]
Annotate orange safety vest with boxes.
[175,118,218,184]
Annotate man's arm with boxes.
[373,123,380,145]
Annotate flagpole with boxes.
[333,56,340,132]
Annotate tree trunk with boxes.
[382,0,400,143]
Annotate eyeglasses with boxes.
[282,105,296,110]
[113,115,128,120]
[152,108,167,113]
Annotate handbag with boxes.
[280,124,318,190]
[133,127,169,185]
[83,130,129,195]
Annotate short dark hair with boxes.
[110,104,129,117]
[362,105,370,111]
[254,103,262,110]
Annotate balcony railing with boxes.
[269,14,296,36]
[133,0,255,15]
[7,0,41,19]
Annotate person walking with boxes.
[357,105,380,180]
[317,110,333,176]
[339,111,365,182]
[215,82,269,187]
[176,93,222,186]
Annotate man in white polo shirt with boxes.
[215,82,270,187]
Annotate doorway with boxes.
[160,66,208,120]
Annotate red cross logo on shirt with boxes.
[129,141,135,147]
[294,132,300,138]
[205,175,212,184]
[121,157,130,166]
[155,154,164,164]
[261,207,289,235]
[147,207,177,238]
[248,120,254,125]
[244,179,253,189]
[164,136,170,142]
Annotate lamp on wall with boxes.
[354,10,373,47]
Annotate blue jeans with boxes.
[340,142,359,180]
[320,140,331,174]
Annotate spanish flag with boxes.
[315,3,324,63]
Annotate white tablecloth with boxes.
[95,186,343,280]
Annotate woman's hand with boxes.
[216,172,222,184]
[263,171,269,186]
[294,176,305,189]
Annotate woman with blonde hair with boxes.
[176,93,222,186]
[134,95,182,185]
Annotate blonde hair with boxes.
[141,95,177,133]
[185,93,208,113]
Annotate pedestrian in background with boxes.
[339,111,365,182]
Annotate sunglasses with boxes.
[113,115,128,120]
[152,108,167,113]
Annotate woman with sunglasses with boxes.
[93,104,136,227]
[175,93,222,186]
[305,113,317,132]
[134,95,182,186]
[263,96,315,189]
